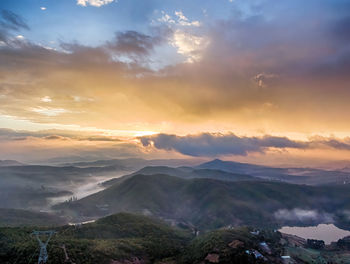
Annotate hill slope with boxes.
[1,212,348,263]
[0,208,66,227]
[102,166,258,187]
[0,212,190,264]
[198,159,350,185]
[56,174,350,230]
[0,164,127,210]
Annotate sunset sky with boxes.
[1,0,350,166]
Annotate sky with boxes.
[0,0,350,166]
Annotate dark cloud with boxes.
[139,133,350,157]
[314,138,350,151]
[0,128,120,142]
[1,10,29,31]
[0,10,29,42]
[43,135,69,140]
[108,30,161,56]
[139,133,307,157]
[332,16,350,42]
[82,136,121,142]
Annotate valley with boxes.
[1,158,350,263]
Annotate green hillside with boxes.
[1,212,349,263]
[56,174,350,230]
[0,213,190,264]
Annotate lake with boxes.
[279,224,350,244]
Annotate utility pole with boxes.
[32,230,56,264]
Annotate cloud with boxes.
[274,208,333,223]
[174,11,201,27]
[1,1,350,139]
[139,133,350,157]
[2,128,350,163]
[158,10,200,27]
[31,107,69,117]
[77,0,115,7]
[41,96,52,103]
[1,10,29,31]
[43,135,69,140]
[253,73,278,88]
[171,29,209,62]
[0,128,121,142]
[107,30,166,57]
[139,133,307,156]
[156,10,205,62]
[0,10,29,43]
[0,128,146,163]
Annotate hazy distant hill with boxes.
[62,158,200,169]
[56,174,350,230]
[0,208,66,227]
[102,166,258,187]
[0,164,125,210]
[2,158,349,212]
[101,159,350,188]
[0,160,24,166]
[0,160,198,211]
[198,159,350,185]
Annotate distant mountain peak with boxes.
[211,158,224,163]
[199,159,242,167]
[206,159,242,164]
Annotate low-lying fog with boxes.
[47,172,127,207]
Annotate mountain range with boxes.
[2,158,350,230]
[56,173,350,230]
[2,158,350,263]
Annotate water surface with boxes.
[279,224,350,244]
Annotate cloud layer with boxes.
[140,133,350,157]
[1,1,350,164]
[2,128,350,164]
[1,2,350,135]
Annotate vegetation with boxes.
[102,166,258,188]
[0,208,66,227]
[56,174,350,230]
[180,228,283,263]
[0,212,298,264]
[0,213,191,264]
